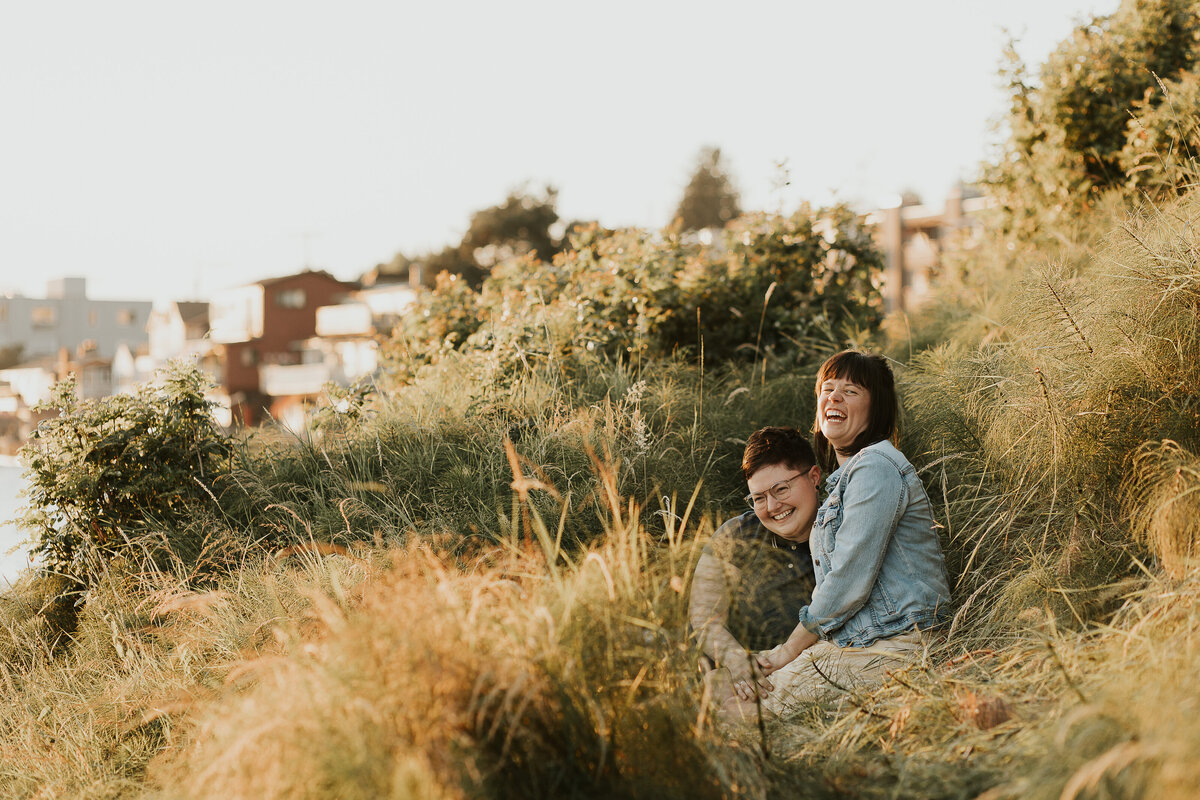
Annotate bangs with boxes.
[812,349,898,469]
[817,351,879,391]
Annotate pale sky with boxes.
[1,1,1119,304]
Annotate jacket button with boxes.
[786,563,793,569]
[815,559,821,566]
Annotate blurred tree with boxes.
[362,251,414,287]
[673,146,742,231]
[368,186,563,289]
[1121,63,1200,195]
[419,244,485,287]
[461,186,561,269]
[986,0,1200,238]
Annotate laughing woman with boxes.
[733,350,952,718]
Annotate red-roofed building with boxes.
[209,270,355,425]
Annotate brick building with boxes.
[209,270,355,425]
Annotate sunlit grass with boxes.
[3,187,1200,798]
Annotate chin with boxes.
[768,525,804,542]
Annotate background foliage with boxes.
[985,0,1200,239]
[7,1,1200,797]
[19,365,233,592]
[387,203,883,378]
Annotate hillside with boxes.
[4,2,1200,797]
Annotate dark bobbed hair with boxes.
[812,350,897,471]
[742,426,817,481]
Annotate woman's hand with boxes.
[756,625,817,675]
[755,643,799,675]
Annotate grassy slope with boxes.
[3,194,1200,799]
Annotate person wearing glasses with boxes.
[689,426,820,704]
[728,350,951,718]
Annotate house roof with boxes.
[0,355,58,373]
[254,269,358,290]
[175,301,209,327]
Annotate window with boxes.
[31,306,56,327]
[117,309,137,326]
[88,310,98,327]
[275,288,306,309]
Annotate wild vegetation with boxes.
[5,1,1200,797]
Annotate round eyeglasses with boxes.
[745,472,805,509]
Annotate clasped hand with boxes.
[755,643,798,676]
[727,642,803,702]
[727,654,773,702]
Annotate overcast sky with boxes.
[1,1,1119,304]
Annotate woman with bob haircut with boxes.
[726,350,951,717]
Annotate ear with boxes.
[806,464,820,485]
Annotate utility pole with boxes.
[297,231,321,270]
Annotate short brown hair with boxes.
[742,426,817,481]
[812,350,897,471]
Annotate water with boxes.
[0,461,35,587]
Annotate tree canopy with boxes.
[986,0,1200,238]
[372,187,564,288]
[672,146,742,231]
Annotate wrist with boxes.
[719,644,748,665]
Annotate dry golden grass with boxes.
[7,186,1200,798]
[4,470,1200,799]
[1127,440,1200,578]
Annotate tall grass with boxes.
[215,351,824,559]
[891,192,1200,641]
[5,188,1200,797]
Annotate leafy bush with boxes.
[19,364,233,589]
[385,206,884,383]
[986,0,1200,239]
[667,206,883,363]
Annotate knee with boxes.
[718,693,774,724]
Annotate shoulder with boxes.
[844,440,911,477]
[711,510,763,543]
[838,441,910,493]
[705,510,768,562]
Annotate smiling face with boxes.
[817,377,872,460]
[746,462,821,543]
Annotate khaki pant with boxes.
[762,630,925,716]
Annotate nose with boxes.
[764,492,784,513]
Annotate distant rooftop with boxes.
[175,301,210,326]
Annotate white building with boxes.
[148,301,211,362]
[0,277,152,361]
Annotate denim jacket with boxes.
[799,440,951,647]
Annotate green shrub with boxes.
[664,206,883,363]
[19,363,233,589]
[383,208,885,386]
[985,0,1200,240]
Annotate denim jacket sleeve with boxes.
[799,452,906,636]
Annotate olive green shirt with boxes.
[689,510,816,665]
